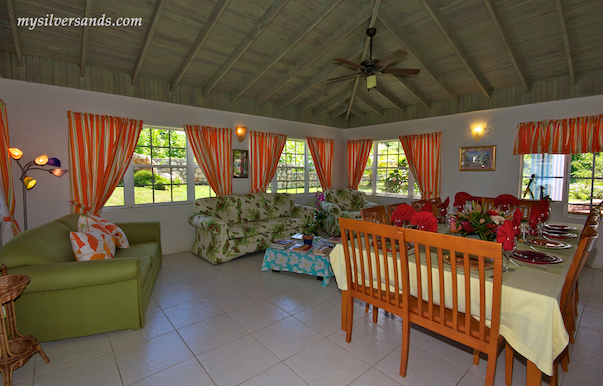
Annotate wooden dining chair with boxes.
[360,206,390,225]
[516,199,541,219]
[480,197,496,211]
[399,228,504,384]
[338,218,408,356]
[505,228,598,386]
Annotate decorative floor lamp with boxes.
[8,148,68,230]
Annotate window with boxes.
[105,126,214,208]
[568,153,603,214]
[270,139,319,194]
[360,140,419,197]
[521,154,565,201]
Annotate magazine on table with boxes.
[271,239,295,249]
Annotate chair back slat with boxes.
[464,250,472,336]
[360,206,390,225]
[560,228,598,316]
[411,198,442,219]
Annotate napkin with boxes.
[421,201,433,213]
[539,199,550,222]
[496,220,516,251]
[529,205,542,230]
[391,203,417,225]
[439,197,450,218]
[411,211,438,232]
[512,208,523,236]
[494,194,520,211]
[454,192,476,211]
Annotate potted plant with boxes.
[302,212,320,245]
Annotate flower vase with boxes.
[303,235,313,245]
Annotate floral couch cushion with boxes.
[321,189,378,236]
[226,217,305,239]
[324,189,368,211]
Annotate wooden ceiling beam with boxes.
[298,78,354,113]
[329,104,348,120]
[313,90,352,116]
[169,0,231,91]
[277,45,362,110]
[350,106,364,119]
[79,0,92,77]
[419,0,491,99]
[355,91,384,116]
[202,0,289,97]
[255,4,373,106]
[131,0,168,85]
[230,0,343,103]
[379,9,459,104]
[391,76,429,108]
[555,0,575,86]
[482,0,530,92]
[6,0,23,67]
[345,0,381,122]
[358,76,406,112]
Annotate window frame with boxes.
[269,138,318,195]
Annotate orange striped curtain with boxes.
[249,131,286,193]
[68,112,143,215]
[346,139,372,189]
[0,100,20,238]
[400,132,441,199]
[514,114,603,154]
[185,125,232,196]
[307,137,333,190]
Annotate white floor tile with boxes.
[563,346,603,384]
[152,283,206,309]
[145,297,160,314]
[8,354,35,384]
[114,331,193,385]
[579,309,603,331]
[197,335,279,386]
[408,326,474,369]
[162,297,224,329]
[238,363,308,386]
[109,310,175,351]
[573,325,603,355]
[192,274,243,296]
[298,280,341,301]
[129,358,216,386]
[252,317,323,360]
[178,313,248,356]
[227,299,290,333]
[267,289,324,315]
[33,353,122,386]
[244,275,298,299]
[207,286,263,312]
[348,367,403,386]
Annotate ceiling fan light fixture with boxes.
[366,75,377,89]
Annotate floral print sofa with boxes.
[189,192,316,264]
[321,188,379,236]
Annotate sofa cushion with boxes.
[226,217,305,239]
[70,231,116,261]
[78,215,130,249]
[115,242,161,268]
[267,193,294,219]
[194,195,241,223]
[325,189,367,211]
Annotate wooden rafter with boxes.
[379,9,459,104]
[329,104,348,120]
[419,0,491,99]
[313,91,352,116]
[131,0,168,85]
[390,76,429,108]
[169,0,231,91]
[230,0,343,102]
[357,64,407,112]
[555,0,575,86]
[355,91,384,116]
[79,0,92,77]
[255,4,373,106]
[298,79,354,113]
[482,0,530,92]
[0,50,4,78]
[345,0,381,122]
[277,45,362,110]
[202,0,289,97]
[6,0,23,67]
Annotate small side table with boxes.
[0,265,49,386]
[261,246,335,286]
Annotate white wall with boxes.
[0,79,344,254]
[344,94,603,268]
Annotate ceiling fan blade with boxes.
[381,68,420,77]
[326,73,361,82]
[333,58,365,70]
[376,50,408,68]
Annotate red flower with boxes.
[411,211,438,232]
[461,221,473,233]
[487,209,499,216]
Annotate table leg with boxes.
[341,290,347,331]
[526,360,542,386]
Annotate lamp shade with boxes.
[236,126,247,142]
[47,157,61,167]
[9,148,23,160]
[23,177,37,190]
[50,169,68,177]
[35,154,49,166]
[471,125,485,142]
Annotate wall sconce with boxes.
[236,126,247,142]
[9,148,68,230]
[470,124,489,142]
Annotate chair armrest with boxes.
[7,258,142,294]
[116,221,161,244]
[322,202,342,216]
[291,204,317,221]
[361,201,380,209]
[188,214,228,233]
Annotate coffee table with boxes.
[261,240,335,286]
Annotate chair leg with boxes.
[400,317,410,377]
[473,349,480,365]
[560,347,569,372]
[365,303,370,313]
[567,312,575,344]
[551,361,559,386]
[505,341,514,386]
[345,293,354,343]
[484,347,498,386]
[372,307,379,323]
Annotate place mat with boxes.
[443,252,494,271]
[513,250,562,264]
[527,238,573,250]
[543,231,578,239]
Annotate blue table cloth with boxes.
[261,246,335,286]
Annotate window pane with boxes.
[276,139,309,194]
[568,153,601,214]
[521,154,564,201]
[105,181,124,207]
[376,141,409,195]
[194,165,215,198]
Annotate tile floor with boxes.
[8,251,603,386]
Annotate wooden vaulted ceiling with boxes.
[0,0,602,128]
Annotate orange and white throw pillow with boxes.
[78,215,129,249]
[70,231,116,261]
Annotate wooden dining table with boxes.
[329,224,581,386]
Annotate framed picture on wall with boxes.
[233,150,249,178]
[459,145,496,171]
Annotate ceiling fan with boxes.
[327,27,420,89]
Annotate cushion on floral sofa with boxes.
[321,188,379,236]
[189,192,316,264]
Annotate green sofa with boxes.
[0,213,162,342]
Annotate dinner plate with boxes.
[543,231,578,239]
[512,250,563,264]
[544,224,577,232]
[527,238,573,249]
[443,253,494,270]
